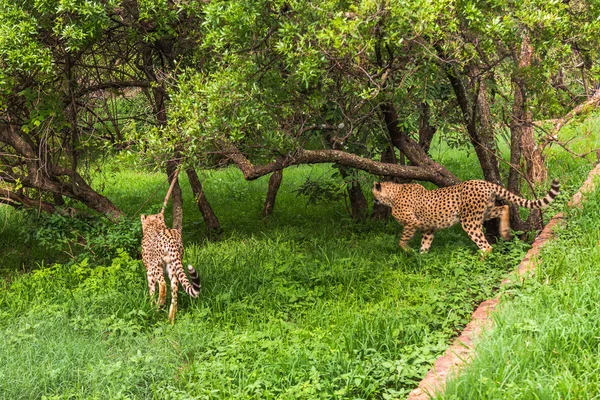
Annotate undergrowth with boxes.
[0,115,598,398]
[440,183,600,399]
[0,161,533,399]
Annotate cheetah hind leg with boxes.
[498,205,511,240]
[484,205,511,240]
[420,230,435,254]
[145,260,162,305]
[158,275,167,308]
[461,220,493,254]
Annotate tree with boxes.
[166,0,600,231]
[2,0,599,236]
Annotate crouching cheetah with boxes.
[141,213,201,322]
[372,179,560,253]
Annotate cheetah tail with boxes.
[176,264,201,298]
[496,179,560,209]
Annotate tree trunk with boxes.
[509,35,543,231]
[336,166,368,220]
[516,37,547,185]
[262,169,283,218]
[371,146,396,220]
[442,61,502,185]
[347,179,368,220]
[379,101,461,187]
[418,102,436,154]
[140,45,184,231]
[166,158,183,232]
[326,136,369,220]
[186,168,221,232]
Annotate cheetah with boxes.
[372,179,560,253]
[140,213,201,323]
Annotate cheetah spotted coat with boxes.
[141,213,200,322]
[372,179,560,253]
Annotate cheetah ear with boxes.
[375,182,381,191]
[140,214,145,223]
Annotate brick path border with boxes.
[407,163,600,400]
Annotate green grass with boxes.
[0,163,531,399]
[1,114,599,399]
[440,182,600,399]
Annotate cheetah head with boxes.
[372,181,396,207]
[140,213,166,233]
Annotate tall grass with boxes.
[441,183,600,399]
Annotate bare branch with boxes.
[161,167,181,215]
[75,80,150,98]
[219,140,456,186]
[553,88,600,136]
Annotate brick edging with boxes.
[407,163,600,400]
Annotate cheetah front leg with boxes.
[420,230,435,254]
[399,224,418,251]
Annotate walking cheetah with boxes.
[372,179,560,253]
[140,213,201,322]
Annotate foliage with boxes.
[165,0,600,168]
[1,112,599,397]
[294,177,345,205]
[25,211,142,264]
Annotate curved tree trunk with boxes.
[262,169,283,218]
[186,167,221,232]
[0,125,124,220]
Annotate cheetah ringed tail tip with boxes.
[187,265,201,297]
[537,179,560,208]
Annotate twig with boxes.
[161,167,181,215]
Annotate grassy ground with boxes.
[0,115,598,399]
[440,181,600,399]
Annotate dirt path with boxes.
[408,164,600,400]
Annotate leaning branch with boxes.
[0,188,56,214]
[219,141,456,187]
[553,89,600,136]
[161,167,181,215]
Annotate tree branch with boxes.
[0,188,56,214]
[75,80,150,98]
[552,88,600,136]
[219,141,457,186]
